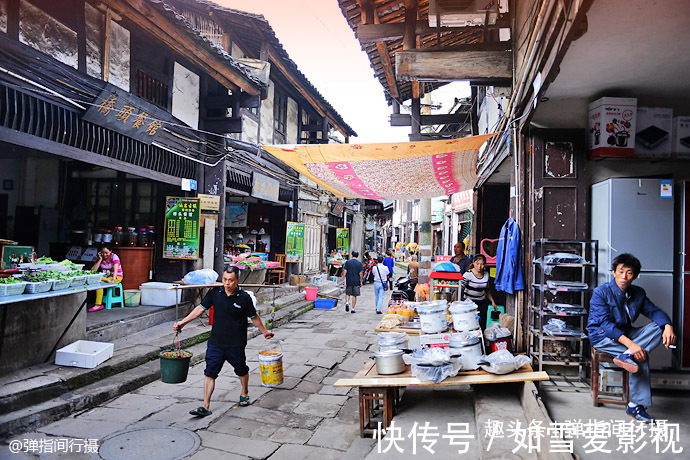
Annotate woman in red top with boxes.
[88,245,124,312]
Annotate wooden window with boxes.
[274,90,287,136]
[134,69,168,108]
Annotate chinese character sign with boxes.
[336,228,349,253]
[164,197,200,260]
[83,84,172,144]
[252,172,280,203]
[285,222,305,263]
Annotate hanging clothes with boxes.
[495,218,525,294]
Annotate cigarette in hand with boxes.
[668,345,676,349]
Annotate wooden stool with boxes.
[359,387,395,437]
[591,347,630,406]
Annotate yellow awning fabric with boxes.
[262,133,497,200]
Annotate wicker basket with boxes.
[51,279,71,291]
[0,282,27,297]
[25,281,52,294]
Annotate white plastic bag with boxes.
[479,349,531,375]
[182,269,219,285]
[403,347,450,366]
[410,361,462,383]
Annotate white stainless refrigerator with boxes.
[591,178,674,369]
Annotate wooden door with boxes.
[303,214,321,274]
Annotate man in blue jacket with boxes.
[587,253,676,423]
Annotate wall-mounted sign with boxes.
[225,203,248,227]
[336,228,349,253]
[198,194,221,211]
[163,197,200,260]
[252,172,280,202]
[285,222,305,263]
[331,200,345,216]
[83,84,172,145]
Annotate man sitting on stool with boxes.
[587,253,676,423]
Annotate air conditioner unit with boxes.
[428,0,499,28]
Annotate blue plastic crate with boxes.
[314,298,336,309]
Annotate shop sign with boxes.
[163,197,200,260]
[198,194,221,211]
[252,172,280,202]
[451,190,473,211]
[81,247,98,262]
[336,228,350,253]
[83,84,172,145]
[66,246,82,261]
[285,222,305,263]
[199,213,218,228]
[225,203,248,227]
[331,200,345,216]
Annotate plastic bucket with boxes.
[449,302,479,332]
[305,286,318,301]
[159,351,192,384]
[124,289,141,307]
[258,349,284,387]
[416,301,448,333]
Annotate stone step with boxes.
[85,305,178,343]
[0,297,323,440]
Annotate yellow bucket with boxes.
[258,349,283,387]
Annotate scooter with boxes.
[362,258,376,284]
[390,276,417,302]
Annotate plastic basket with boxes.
[0,282,27,297]
[25,281,52,294]
[314,298,336,309]
[51,279,71,291]
[85,273,103,285]
[69,275,87,286]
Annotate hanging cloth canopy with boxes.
[262,134,497,200]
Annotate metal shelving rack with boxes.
[530,239,598,379]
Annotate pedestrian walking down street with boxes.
[372,255,390,314]
[342,250,363,313]
[383,249,395,289]
[173,266,274,416]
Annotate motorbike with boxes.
[390,276,417,302]
[362,258,376,284]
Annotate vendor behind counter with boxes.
[87,245,123,311]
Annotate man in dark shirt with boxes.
[174,266,273,416]
[342,250,363,313]
[450,241,472,274]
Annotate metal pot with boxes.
[373,349,405,375]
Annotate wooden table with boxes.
[168,282,282,320]
[335,360,549,437]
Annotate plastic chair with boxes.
[486,305,505,328]
[104,284,125,309]
[268,254,286,284]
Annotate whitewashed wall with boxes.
[172,62,200,129]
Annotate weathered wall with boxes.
[479,88,509,135]
[19,0,77,69]
[0,0,7,33]
[260,80,275,145]
[21,158,59,208]
[241,114,259,144]
[0,158,20,238]
[108,19,130,91]
[0,293,88,376]
[85,2,103,79]
[286,97,299,144]
[172,62,200,129]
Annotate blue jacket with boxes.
[383,256,394,275]
[495,218,525,294]
[587,279,671,345]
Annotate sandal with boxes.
[189,406,212,417]
[238,395,251,407]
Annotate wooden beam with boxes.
[396,49,512,81]
[403,0,417,51]
[300,123,322,132]
[100,0,260,95]
[203,117,243,134]
[355,18,511,44]
[356,0,375,25]
[390,113,471,127]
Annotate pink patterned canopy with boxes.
[262,134,496,200]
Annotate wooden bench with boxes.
[335,360,549,437]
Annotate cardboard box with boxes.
[298,275,307,284]
[419,332,451,348]
[588,97,637,158]
[289,274,300,286]
[672,116,690,157]
[635,107,673,157]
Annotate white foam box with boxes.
[635,107,673,158]
[419,331,451,348]
[588,97,637,158]
[672,116,690,157]
[140,282,182,306]
[55,340,114,369]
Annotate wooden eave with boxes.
[339,0,510,104]
[100,0,261,95]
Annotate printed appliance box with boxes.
[419,332,451,348]
[672,116,690,157]
[588,97,637,158]
[635,107,673,158]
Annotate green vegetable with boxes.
[36,256,57,264]
[42,270,71,281]
[0,277,22,284]
[57,260,77,267]
[22,272,52,282]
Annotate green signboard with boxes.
[285,222,305,263]
[336,228,349,253]
[163,197,200,260]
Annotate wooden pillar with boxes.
[321,115,329,144]
[7,0,19,40]
[75,0,87,73]
[410,96,421,141]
